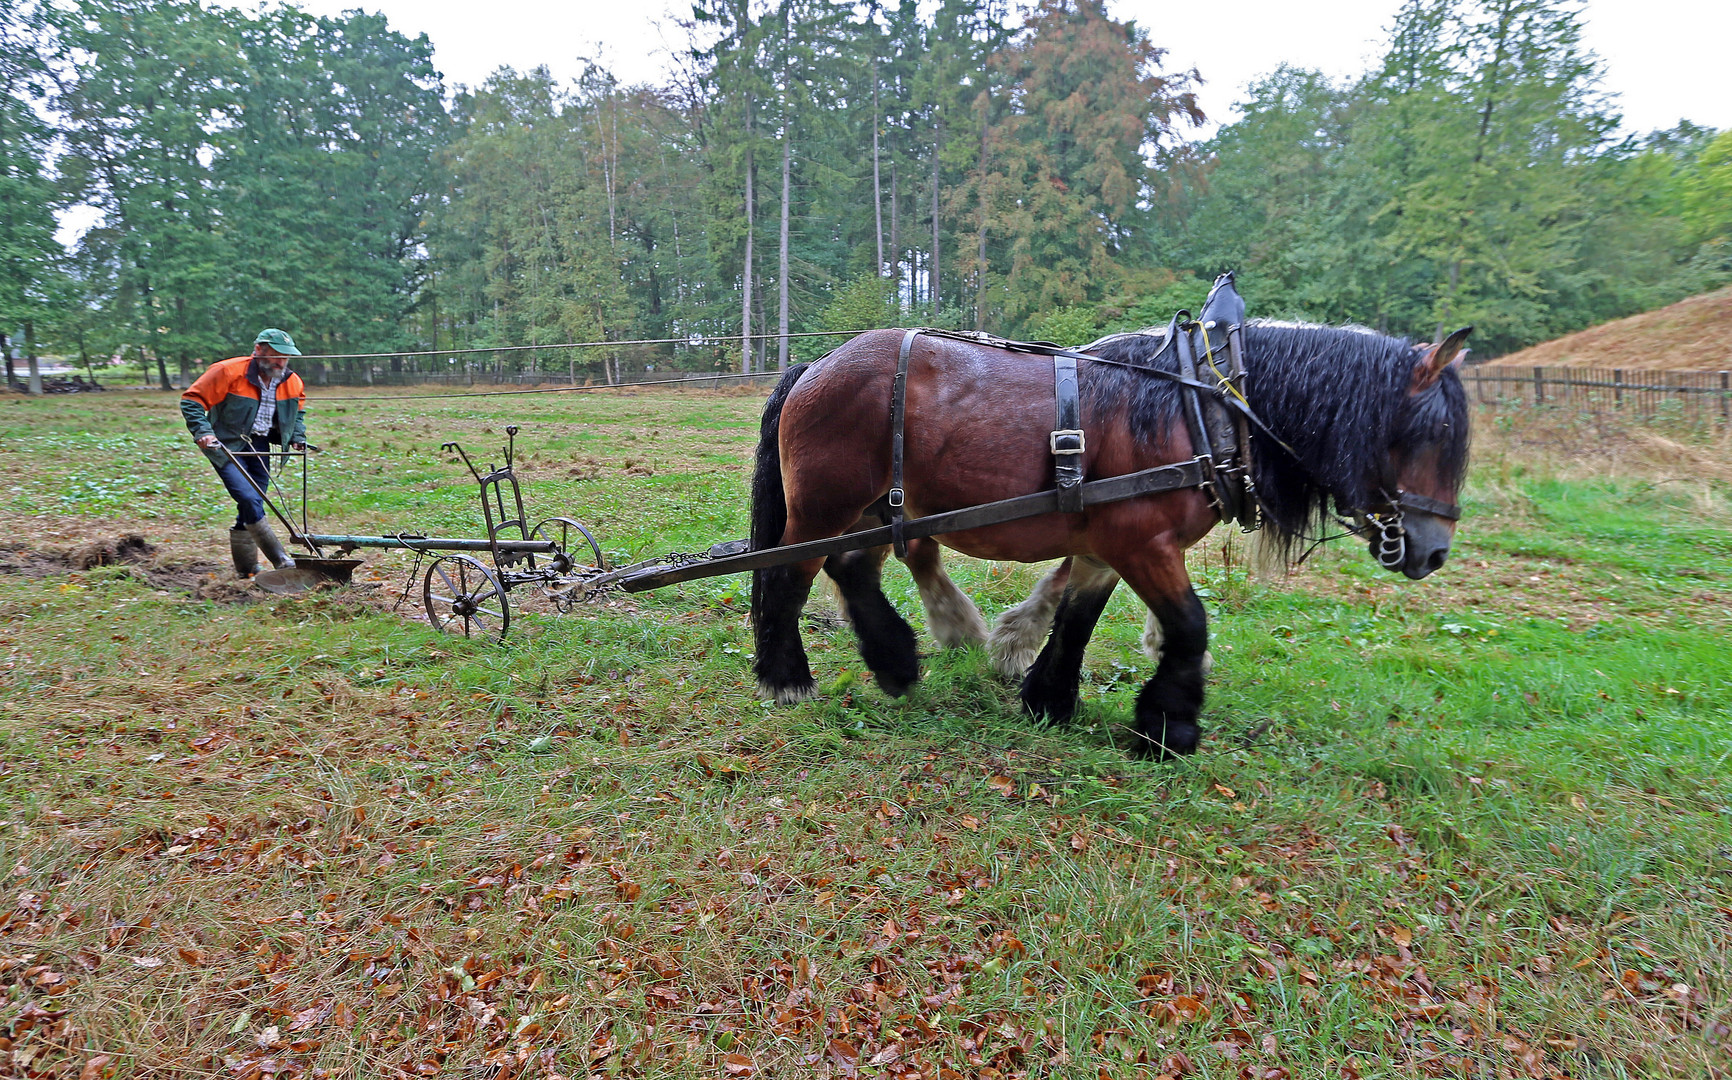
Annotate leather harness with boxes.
[884,277,1265,553]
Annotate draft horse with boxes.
[749,320,1472,757]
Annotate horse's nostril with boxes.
[1426,549,1447,572]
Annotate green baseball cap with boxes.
[254,327,301,356]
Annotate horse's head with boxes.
[1363,326,1472,579]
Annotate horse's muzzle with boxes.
[1386,511,1453,579]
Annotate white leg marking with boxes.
[1142,610,1163,662]
[758,678,818,705]
[988,562,1071,677]
[912,566,988,649]
[1143,609,1211,673]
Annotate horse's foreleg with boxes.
[1142,609,1212,674]
[825,545,921,697]
[901,538,987,649]
[988,559,1072,677]
[753,554,825,703]
[1019,558,1120,723]
[1113,551,1208,760]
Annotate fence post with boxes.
[1613,369,1623,409]
[1722,371,1730,424]
[1533,366,1544,404]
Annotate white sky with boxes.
[54,0,1729,247]
[248,0,1729,136]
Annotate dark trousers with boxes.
[211,434,274,528]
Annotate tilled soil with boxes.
[0,532,259,603]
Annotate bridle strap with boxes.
[1394,491,1461,521]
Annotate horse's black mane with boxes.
[1081,321,1469,559]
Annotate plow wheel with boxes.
[423,554,511,641]
[532,516,607,576]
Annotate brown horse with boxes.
[750,321,1471,758]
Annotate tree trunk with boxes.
[872,64,884,276]
[1,332,14,391]
[151,346,169,391]
[742,143,756,374]
[778,133,792,371]
[930,125,942,315]
[976,98,990,332]
[25,321,41,395]
[80,330,97,386]
[890,163,900,303]
[755,282,768,372]
[1435,258,1462,345]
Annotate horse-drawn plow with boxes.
[259,423,765,640]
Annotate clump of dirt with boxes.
[65,532,154,569]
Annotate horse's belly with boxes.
[930,517,1093,563]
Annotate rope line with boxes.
[294,328,881,362]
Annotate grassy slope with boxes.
[1484,287,1732,371]
[1,389,1729,1079]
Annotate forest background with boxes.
[2,0,1730,388]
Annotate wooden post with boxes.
[1721,371,1729,424]
[1613,369,1623,408]
[1533,366,1544,404]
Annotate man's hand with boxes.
[196,434,220,450]
[289,442,307,452]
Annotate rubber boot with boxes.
[229,526,259,578]
[245,520,296,570]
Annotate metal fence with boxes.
[1463,366,1732,425]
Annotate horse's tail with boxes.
[750,362,812,552]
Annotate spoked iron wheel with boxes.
[423,554,511,641]
[532,516,608,577]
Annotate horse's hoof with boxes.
[759,678,817,705]
[873,670,919,698]
[1020,687,1078,725]
[1132,720,1201,760]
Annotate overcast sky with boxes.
[240,0,1729,137]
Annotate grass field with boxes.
[2,386,1729,1080]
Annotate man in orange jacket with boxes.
[180,329,309,576]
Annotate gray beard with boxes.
[249,357,283,387]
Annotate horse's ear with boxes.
[1411,326,1472,393]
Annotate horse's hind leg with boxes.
[989,559,1072,677]
[825,546,921,696]
[902,538,987,649]
[754,554,826,703]
[1020,558,1120,723]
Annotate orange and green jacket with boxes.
[179,356,308,460]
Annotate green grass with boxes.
[0,389,1728,1079]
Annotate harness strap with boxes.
[1170,317,1221,516]
[615,457,1212,593]
[889,329,918,557]
[1051,354,1084,513]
